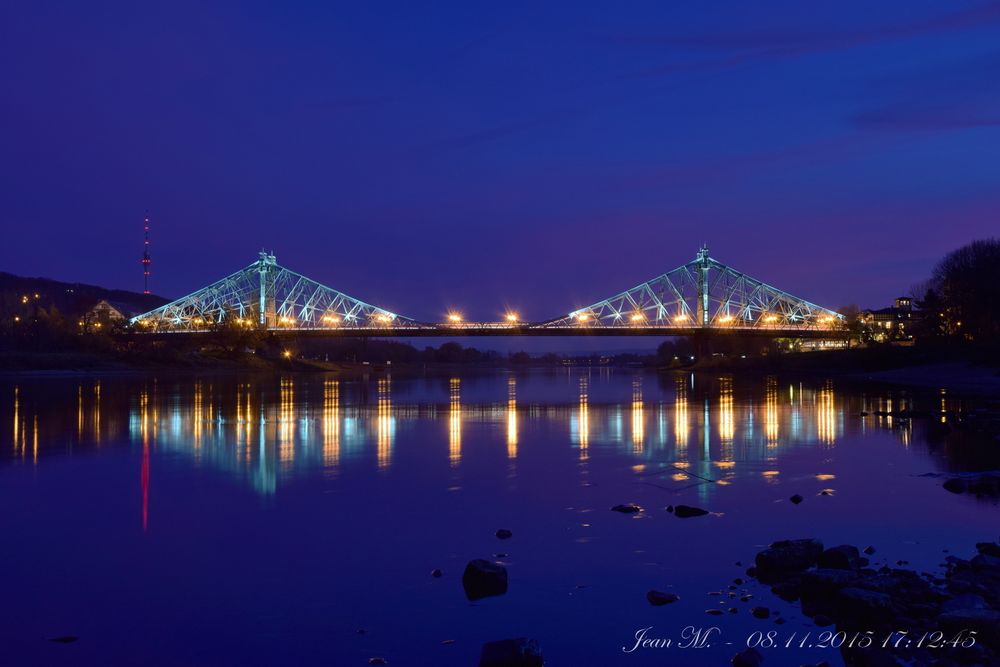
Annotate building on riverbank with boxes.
[861,297,915,342]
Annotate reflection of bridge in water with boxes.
[130,246,845,339]
[118,374,853,496]
[8,375,955,512]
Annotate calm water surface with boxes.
[1,370,996,666]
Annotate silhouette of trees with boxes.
[926,238,1000,341]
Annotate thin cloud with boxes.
[615,3,1000,79]
[852,50,1000,133]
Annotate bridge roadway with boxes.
[138,323,844,339]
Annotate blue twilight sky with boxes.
[2,1,1000,325]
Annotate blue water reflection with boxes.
[0,370,994,666]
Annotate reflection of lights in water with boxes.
[449,378,461,467]
[656,404,666,449]
[93,381,101,443]
[323,379,340,468]
[279,377,294,465]
[765,376,779,447]
[578,376,589,458]
[33,414,38,464]
[506,376,517,458]
[817,381,836,445]
[77,384,84,440]
[702,400,710,460]
[13,385,19,454]
[816,473,836,481]
[718,377,734,457]
[140,389,150,531]
[674,376,688,452]
[631,377,644,453]
[377,377,393,470]
[192,381,203,454]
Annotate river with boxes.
[0,370,995,666]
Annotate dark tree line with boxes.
[916,238,1000,342]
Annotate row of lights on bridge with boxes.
[134,310,837,328]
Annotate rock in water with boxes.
[495,528,513,540]
[731,647,763,667]
[755,539,823,575]
[479,638,544,667]
[611,503,642,514]
[463,559,509,601]
[48,636,78,643]
[943,478,966,494]
[673,505,708,518]
[750,606,770,619]
[818,545,861,570]
[646,590,680,606]
[789,494,803,504]
[431,568,443,578]
[834,587,893,625]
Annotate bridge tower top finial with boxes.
[696,244,710,264]
[258,250,277,267]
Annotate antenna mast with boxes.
[142,214,151,294]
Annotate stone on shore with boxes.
[939,609,1000,644]
[463,559,509,601]
[747,538,1000,664]
[833,587,894,625]
[479,638,544,667]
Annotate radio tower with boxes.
[142,214,151,294]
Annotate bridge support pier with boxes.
[692,331,712,361]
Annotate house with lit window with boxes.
[861,297,914,341]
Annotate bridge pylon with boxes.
[130,253,423,332]
[537,245,844,334]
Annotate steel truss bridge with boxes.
[130,246,845,338]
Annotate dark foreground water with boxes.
[0,370,996,666]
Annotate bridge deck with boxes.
[136,325,844,339]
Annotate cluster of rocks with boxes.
[745,538,1000,666]
[406,528,547,666]
[943,473,1000,499]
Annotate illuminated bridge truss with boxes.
[538,246,843,333]
[131,247,844,336]
[131,252,426,332]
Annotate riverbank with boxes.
[690,346,1000,396]
[742,538,1000,666]
[0,349,394,378]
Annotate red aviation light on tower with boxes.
[142,214,151,294]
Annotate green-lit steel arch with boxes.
[130,246,844,336]
[536,245,843,332]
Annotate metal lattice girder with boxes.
[130,252,423,331]
[537,246,843,331]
